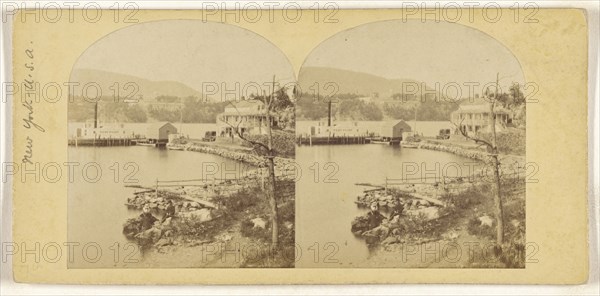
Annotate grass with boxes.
[373,178,526,268]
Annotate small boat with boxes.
[167,143,185,150]
[401,142,419,148]
[136,142,156,147]
[370,137,400,145]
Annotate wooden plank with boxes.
[179,194,217,208]
[410,193,445,207]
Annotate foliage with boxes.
[219,186,263,213]
[295,93,329,120]
[383,98,459,121]
[240,130,295,158]
[68,97,148,123]
[467,216,496,240]
[338,98,383,120]
[68,95,230,123]
[296,92,384,121]
[478,128,526,155]
[251,87,295,129]
[441,183,489,211]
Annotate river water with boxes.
[295,144,480,268]
[67,145,244,268]
[68,137,480,268]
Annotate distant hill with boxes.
[298,67,441,100]
[70,69,203,99]
[296,67,463,121]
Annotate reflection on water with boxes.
[67,145,243,268]
[295,144,480,268]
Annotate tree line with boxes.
[68,96,230,123]
[296,83,526,123]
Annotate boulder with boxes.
[185,208,213,222]
[155,237,173,247]
[251,217,267,229]
[381,236,399,245]
[478,215,494,227]
[412,207,440,220]
[351,215,371,235]
[135,227,163,244]
[122,217,143,239]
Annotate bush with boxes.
[467,216,496,240]
[440,183,489,211]
[479,128,525,155]
[240,130,295,158]
[240,218,272,240]
[219,186,263,212]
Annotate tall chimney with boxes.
[94,102,98,128]
[328,100,332,127]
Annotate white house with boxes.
[451,102,511,135]
[217,100,275,137]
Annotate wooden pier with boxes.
[296,135,370,146]
[68,138,134,147]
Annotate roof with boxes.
[222,100,266,116]
[454,103,510,114]
[380,120,412,132]
[227,100,264,108]
[147,122,176,129]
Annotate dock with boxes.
[296,135,370,146]
[68,138,134,146]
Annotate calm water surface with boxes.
[295,144,480,268]
[67,145,244,268]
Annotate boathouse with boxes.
[146,122,178,144]
[379,120,412,139]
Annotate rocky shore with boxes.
[417,141,489,160]
[122,142,297,262]
[186,142,296,179]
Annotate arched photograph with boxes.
[295,20,527,268]
[67,20,297,268]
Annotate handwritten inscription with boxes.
[21,42,44,165]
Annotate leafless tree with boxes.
[219,79,288,249]
[452,73,505,245]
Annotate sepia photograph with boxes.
[295,20,527,268]
[5,5,593,287]
[67,20,297,268]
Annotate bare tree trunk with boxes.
[267,154,278,248]
[267,76,279,248]
[491,73,504,245]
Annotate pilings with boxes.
[67,138,133,146]
[296,135,370,146]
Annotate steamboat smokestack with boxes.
[94,102,98,128]
[328,100,332,127]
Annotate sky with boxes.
[73,20,526,99]
[301,20,526,95]
[73,20,296,96]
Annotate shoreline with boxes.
[122,140,296,267]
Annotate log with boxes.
[410,193,445,207]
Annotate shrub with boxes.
[440,183,489,211]
[240,130,295,158]
[467,216,496,240]
[479,128,525,155]
[219,186,263,213]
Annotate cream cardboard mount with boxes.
[9,8,589,284]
